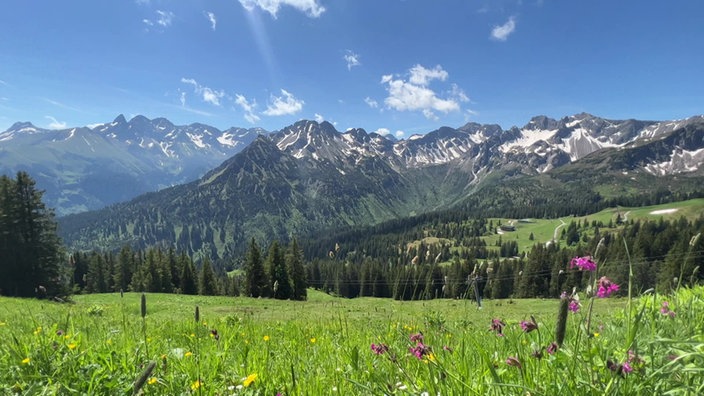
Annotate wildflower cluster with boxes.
[408,333,431,360]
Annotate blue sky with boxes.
[1,0,703,137]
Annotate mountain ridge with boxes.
[54,113,704,259]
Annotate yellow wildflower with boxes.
[191,379,202,391]
[243,373,258,387]
[33,327,42,336]
[106,339,113,345]
[263,335,270,342]
[310,337,316,344]
[593,332,600,338]
[68,343,77,350]
[0,322,6,326]
[21,357,30,365]
[148,377,158,385]
[185,351,193,357]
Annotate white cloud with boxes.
[409,64,448,86]
[395,130,405,138]
[206,12,217,30]
[143,10,175,30]
[239,0,325,18]
[314,113,324,123]
[234,94,261,123]
[263,89,304,116]
[156,10,175,27]
[344,50,361,71]
[364,97,378,108]
[491,16,516,41]
[381,64,467,120]
[45,116,67,129]
[181,78,225,106]
[0,79,7,86]
[179,91,187,107]
[374,128,390,136]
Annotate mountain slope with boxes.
[57,115,704,259]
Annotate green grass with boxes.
[1,286,703,395]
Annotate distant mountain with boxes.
[57,114,704,259]
[0,115,266,215]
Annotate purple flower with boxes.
[660,301,676,318]
[570,256,597,272]
[520,317,538,333]
[607,359,631,377]
[505,356,521,369]
[547,342,558,355]
[409,342,430,360]
[596,277,619,298]
[409,333,424,343]
[622,362,633,374]
[371,343,389,355]
[489,318,506,336]
[568,300,581,313]
[531,348,544,359]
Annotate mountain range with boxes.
[0,115,265,215]
[46,113,704,259]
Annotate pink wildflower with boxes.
[520,316,538,333]
[371,343,389,355]
[409,342,430,360]
[570,256,597,272]
[489,318,506,336]
[547,342,558,355]
[660,301,676,318]
[596,276,619,298]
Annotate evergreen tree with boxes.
[267,241,291,299]
[113,246,135,291]
[286,239,307,300]
[0,172,65,297]
[179,254,198,295]
[198,257,220,295]
[244,238,268,297]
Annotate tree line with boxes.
[303,216,704,300]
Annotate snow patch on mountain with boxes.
[644,148,704,176]
[499,129,558,153]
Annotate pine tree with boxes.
[286,239,307,301]
[198,257,220,295]
[267,241,291,299]
[244,238,268,297]
[179,254,198,295]
[0,172,65,297]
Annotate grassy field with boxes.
[1,285,702,395]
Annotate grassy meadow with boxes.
[1,285,703,395]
